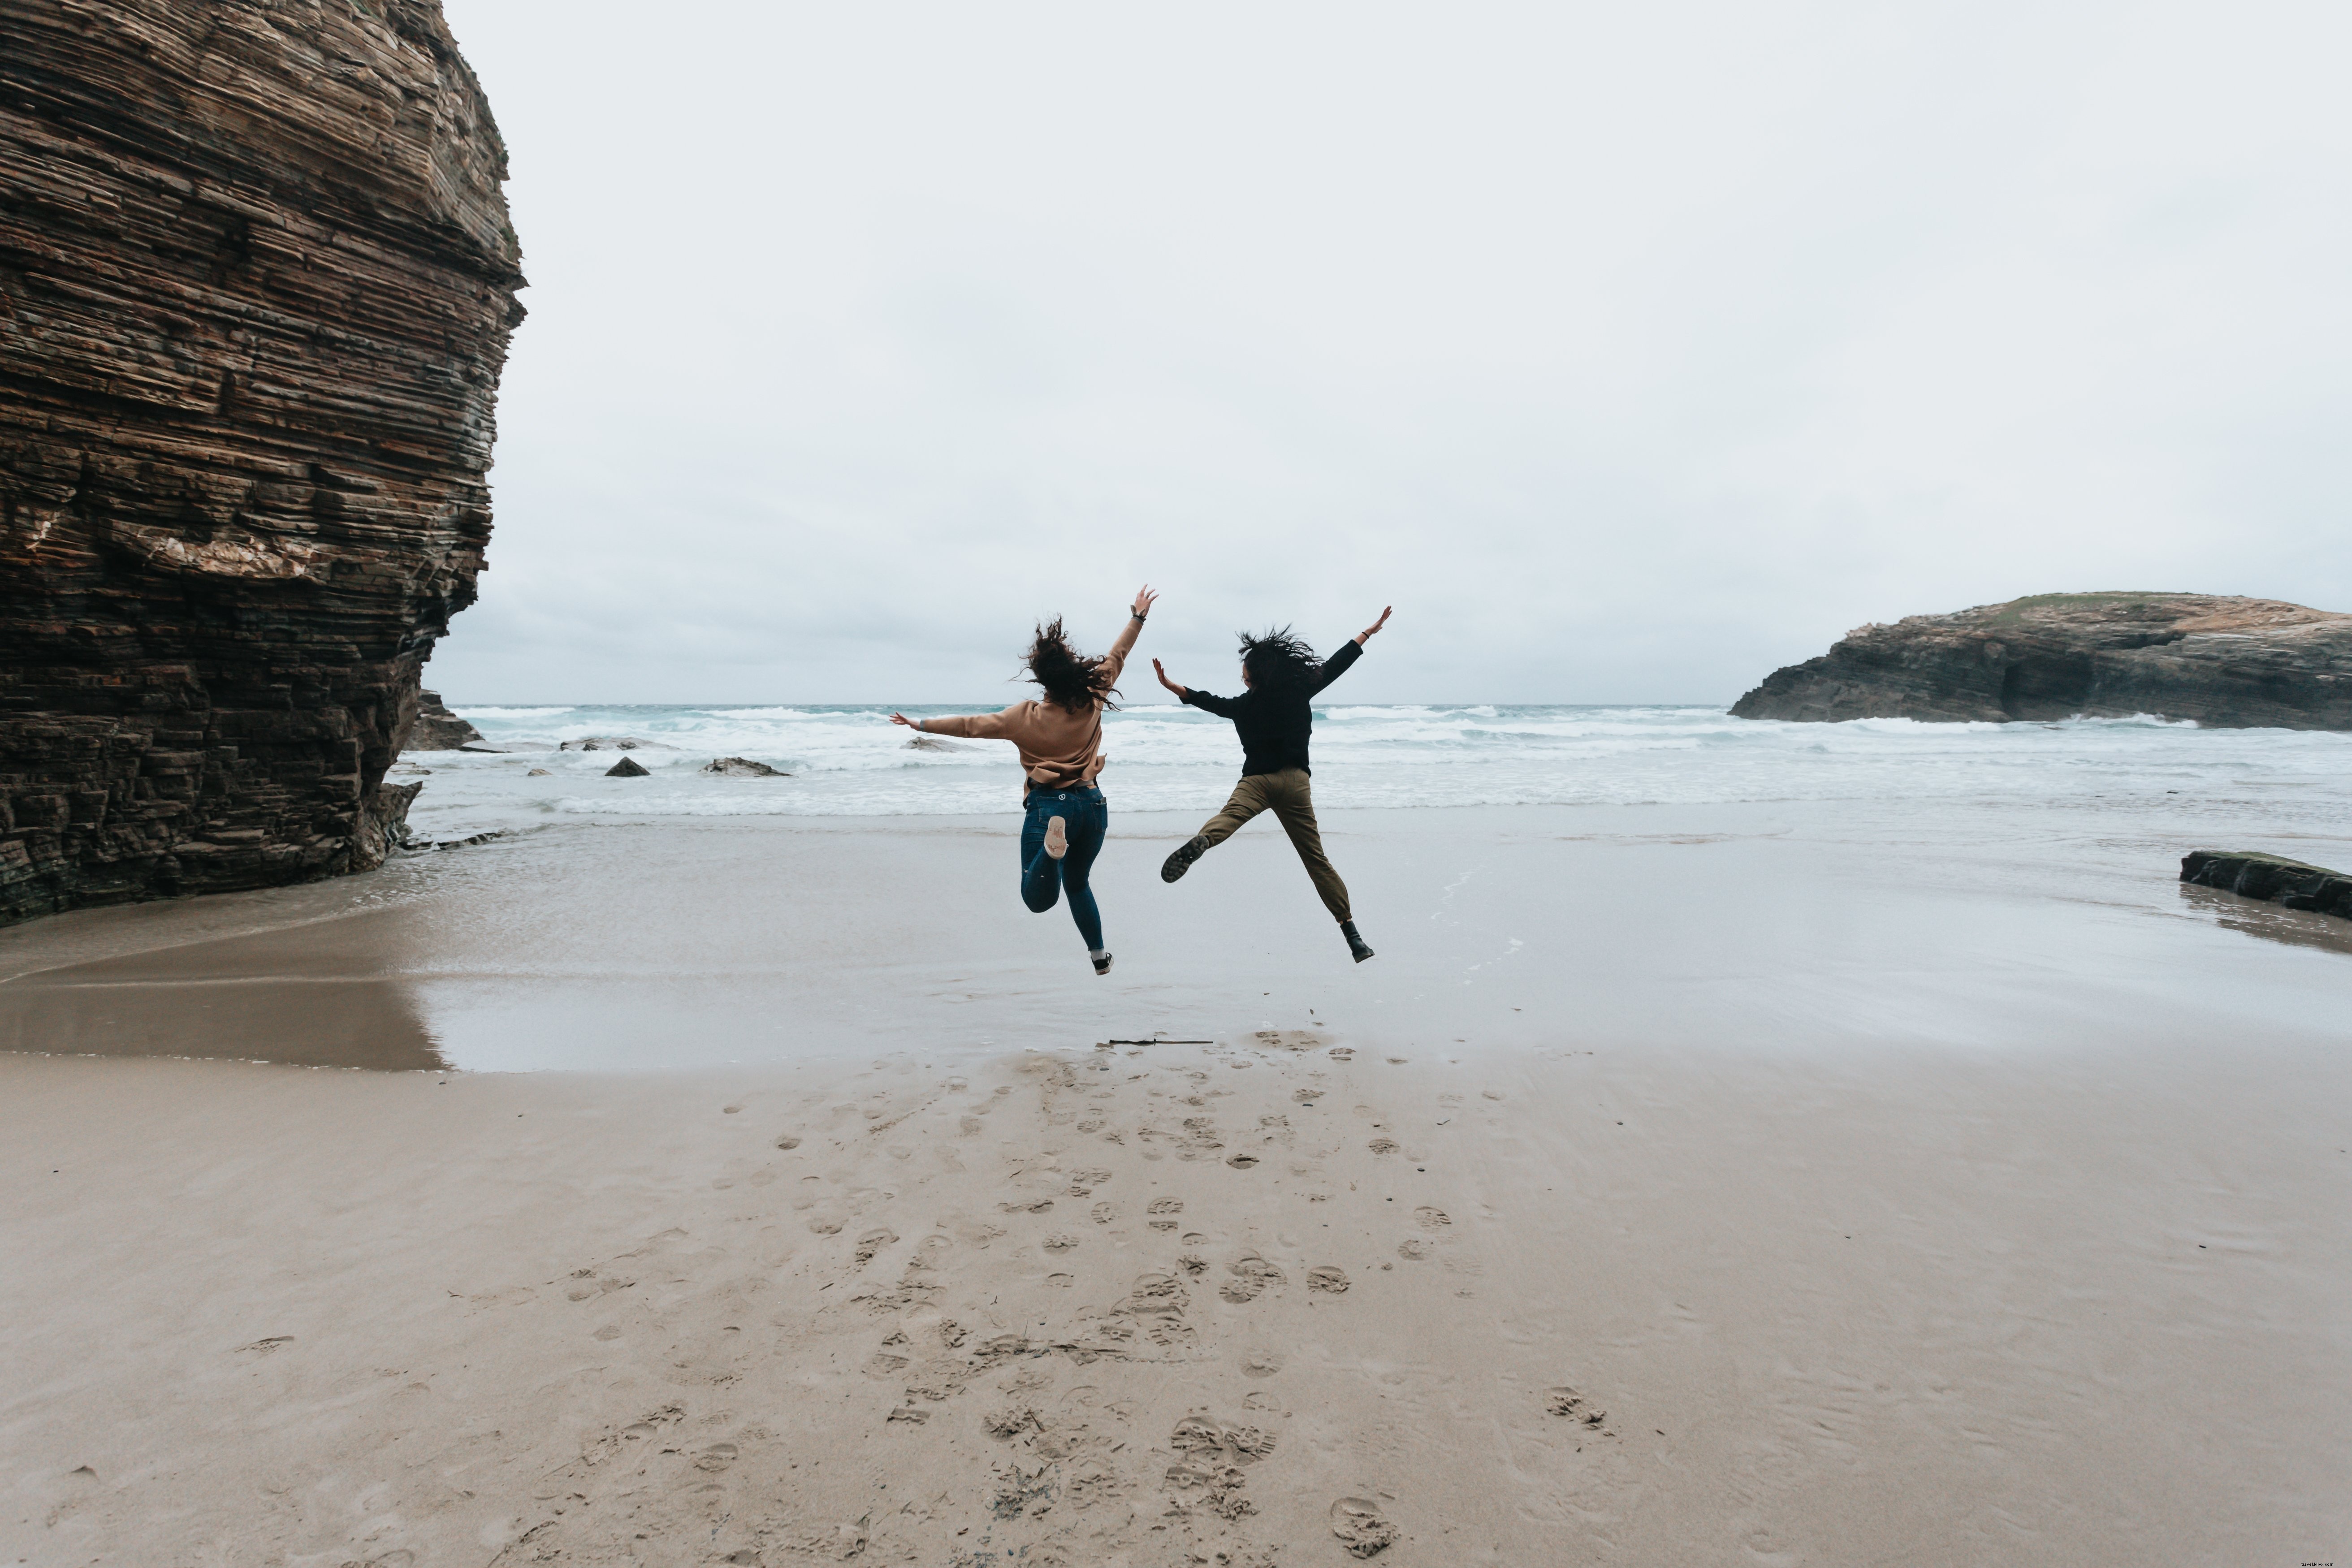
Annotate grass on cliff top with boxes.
[1983,591,2195,625]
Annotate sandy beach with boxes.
[4,802,2349,1565]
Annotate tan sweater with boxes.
[920,617,1141,795]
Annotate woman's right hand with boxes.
[1152,658,1185,697]
[888,711,919,729]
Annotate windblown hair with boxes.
[1025,618,1122,712]
[1237,625,1322,689]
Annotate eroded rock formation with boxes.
[0,0,522,923]
[408,689,484,750]
[1731,594,2352,729]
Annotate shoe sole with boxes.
[1161,835,1209,884]
[1044,815,1067,860]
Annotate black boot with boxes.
[1341,920,1374,963]
[1161,834,1211,884]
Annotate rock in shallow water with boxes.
[1732,594,2352,729]
[2180,851,2352,920]
[703,757,787,777]
[0,0,523,924]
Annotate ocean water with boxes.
[400,703,2352,842]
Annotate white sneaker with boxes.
[1091,950,1114,976]
[1044,815,1068,860]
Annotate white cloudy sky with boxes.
[428,1,2349,705]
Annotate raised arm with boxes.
[1310,606,1391,695]
[1099,584,1156,682]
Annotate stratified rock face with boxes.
[0,0,523,923]
[1731,594,2352,729]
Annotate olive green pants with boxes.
[1194,766,1351,922]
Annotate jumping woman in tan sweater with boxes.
[890,586,1156,975]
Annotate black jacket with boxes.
[1179,639,1361,776]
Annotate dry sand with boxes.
[2,805,2348,1565]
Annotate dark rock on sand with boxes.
[408,692,487,751]
[2180,851,2352,920]
[0,0,523,925]
[605,757,651,778]
[704,757,788,777]
[1731,594,2352,729]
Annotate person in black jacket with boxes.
[1151,607,1391,962]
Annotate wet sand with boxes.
[2,804,2348,1564]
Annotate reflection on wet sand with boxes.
[2176,881,2352,957]
[0,909,447,1071]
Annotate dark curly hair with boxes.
[1238,625,1322,688]
[1025,618,1122,712]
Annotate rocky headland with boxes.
[0,0,522,923]
[1731,594,2352,728]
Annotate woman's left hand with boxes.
[1132,585,1159,619]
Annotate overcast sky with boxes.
[427,1,2349,705]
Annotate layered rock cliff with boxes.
[1731,594,2352,729]
[0,0,522,923]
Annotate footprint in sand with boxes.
[1397,1239,1429,1261]
[852,1228,897,1266]
[1546,1387,1608,1426]
[774,1135,801,1149]
[1331,1496,1400,1557]
[1367,1138,1399,1155]
[1306,1266,1351,1294]
[1178,1254,1208,1276]
[1414,1205,1451,1231]
[1241,1351,1283,1377]
[808,1218,843,1235]
[999,1198,1055,1214]
[1090,1201,1117,1224]
[1225,1153,1260,1169]
[1149,1197,1183,1215]
[1042,1233,1080,1253]
[1220,1253,1284,1302]
[1329,1047,1355,1061]
[1293,1089,1324,1103]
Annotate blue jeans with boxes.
[1020,785,1107,950]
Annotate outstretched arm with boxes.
[1158,658,1240,717]
[1311,605,1391,695]
[890,708,1017,738]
